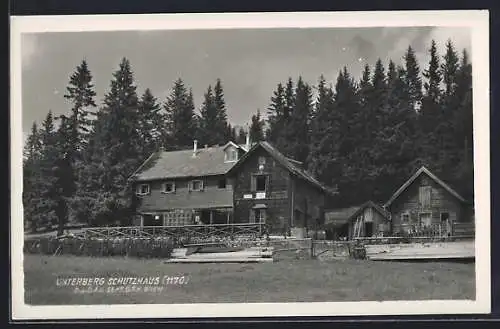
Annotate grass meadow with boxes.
[24,254,475,305]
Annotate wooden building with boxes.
[226,141,332,236]
[324,201,390,240]
[347,201,391,239]
[130,139,333,236]
[130,139,249,227]
[324,206,358,240]
[384,166,474,237]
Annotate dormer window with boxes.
[224,147,238,163]
[136,184,150,196]
[162,182,175,194]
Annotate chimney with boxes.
[245,133,251,150]
[193,140,198,156]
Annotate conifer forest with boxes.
[22,39,473,234]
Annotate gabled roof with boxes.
[227,141,335,195]
[223,141,249,152]
[384,166,466,207]
[350,201,391,221]
[130,145,238,182]
[324,201,390,227]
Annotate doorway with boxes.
[440,212,452,236]
[364,222,373,237]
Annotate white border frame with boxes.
[10,10,490,320]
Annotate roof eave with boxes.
[384,166,467,207]
[132,171,232,182]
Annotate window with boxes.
[225,147,238,162]
[136,184,150,196]
[419,186,432,208]
[440,212,450,222]
[218,178,227,189]
[190,180,204,191]
[401,212,410,223]
[162,182,175,194]
[255,175,267,192]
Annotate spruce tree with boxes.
[236,127,247,144]
[266,82,286,143]
[214,79,230,144]
[451,49,474,200]
[420,39,443,169]
[275,78,296,156]
[403,46,423,111]
[307,75,334,178]
[62,60,97,226]
[288,76,313,163]
[37,111,59,230]
[330,68,360,205]
[423,40,442,104]
[442,39,460,97]
[434,40,461,177]
[63,59,97,153]
[23,122,42,232]
[77,58,141,226]
[198,85,219,146]
[164,80,197,150]
[367,59,390,200]
[249,109,265,142]
[138,88,162,156]
[53,115,77,235]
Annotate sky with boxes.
[21,26,471,142]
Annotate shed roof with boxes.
[324,206,360,227]
[325,201,390,227]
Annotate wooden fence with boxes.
[76,223,267,241]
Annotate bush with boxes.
[24,236,174,259]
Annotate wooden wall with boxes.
[232,148,291,234]
[388,174,470,234]
[291,177,326,229]
[347,206,390,239]
[136,174,233,213]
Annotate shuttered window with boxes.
[419,186,432,208]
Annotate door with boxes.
[440,212,452,236]
[364,222,373,237]
[419,212,432,228]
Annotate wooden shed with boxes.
[325,201,390,240]
[384,166,474,237]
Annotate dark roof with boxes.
[324,206,360,227]
[350,201,390,220]
[130,145,238,181]
[384,166,466,207]
[227,141,335,195]
[325,201,390,227]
